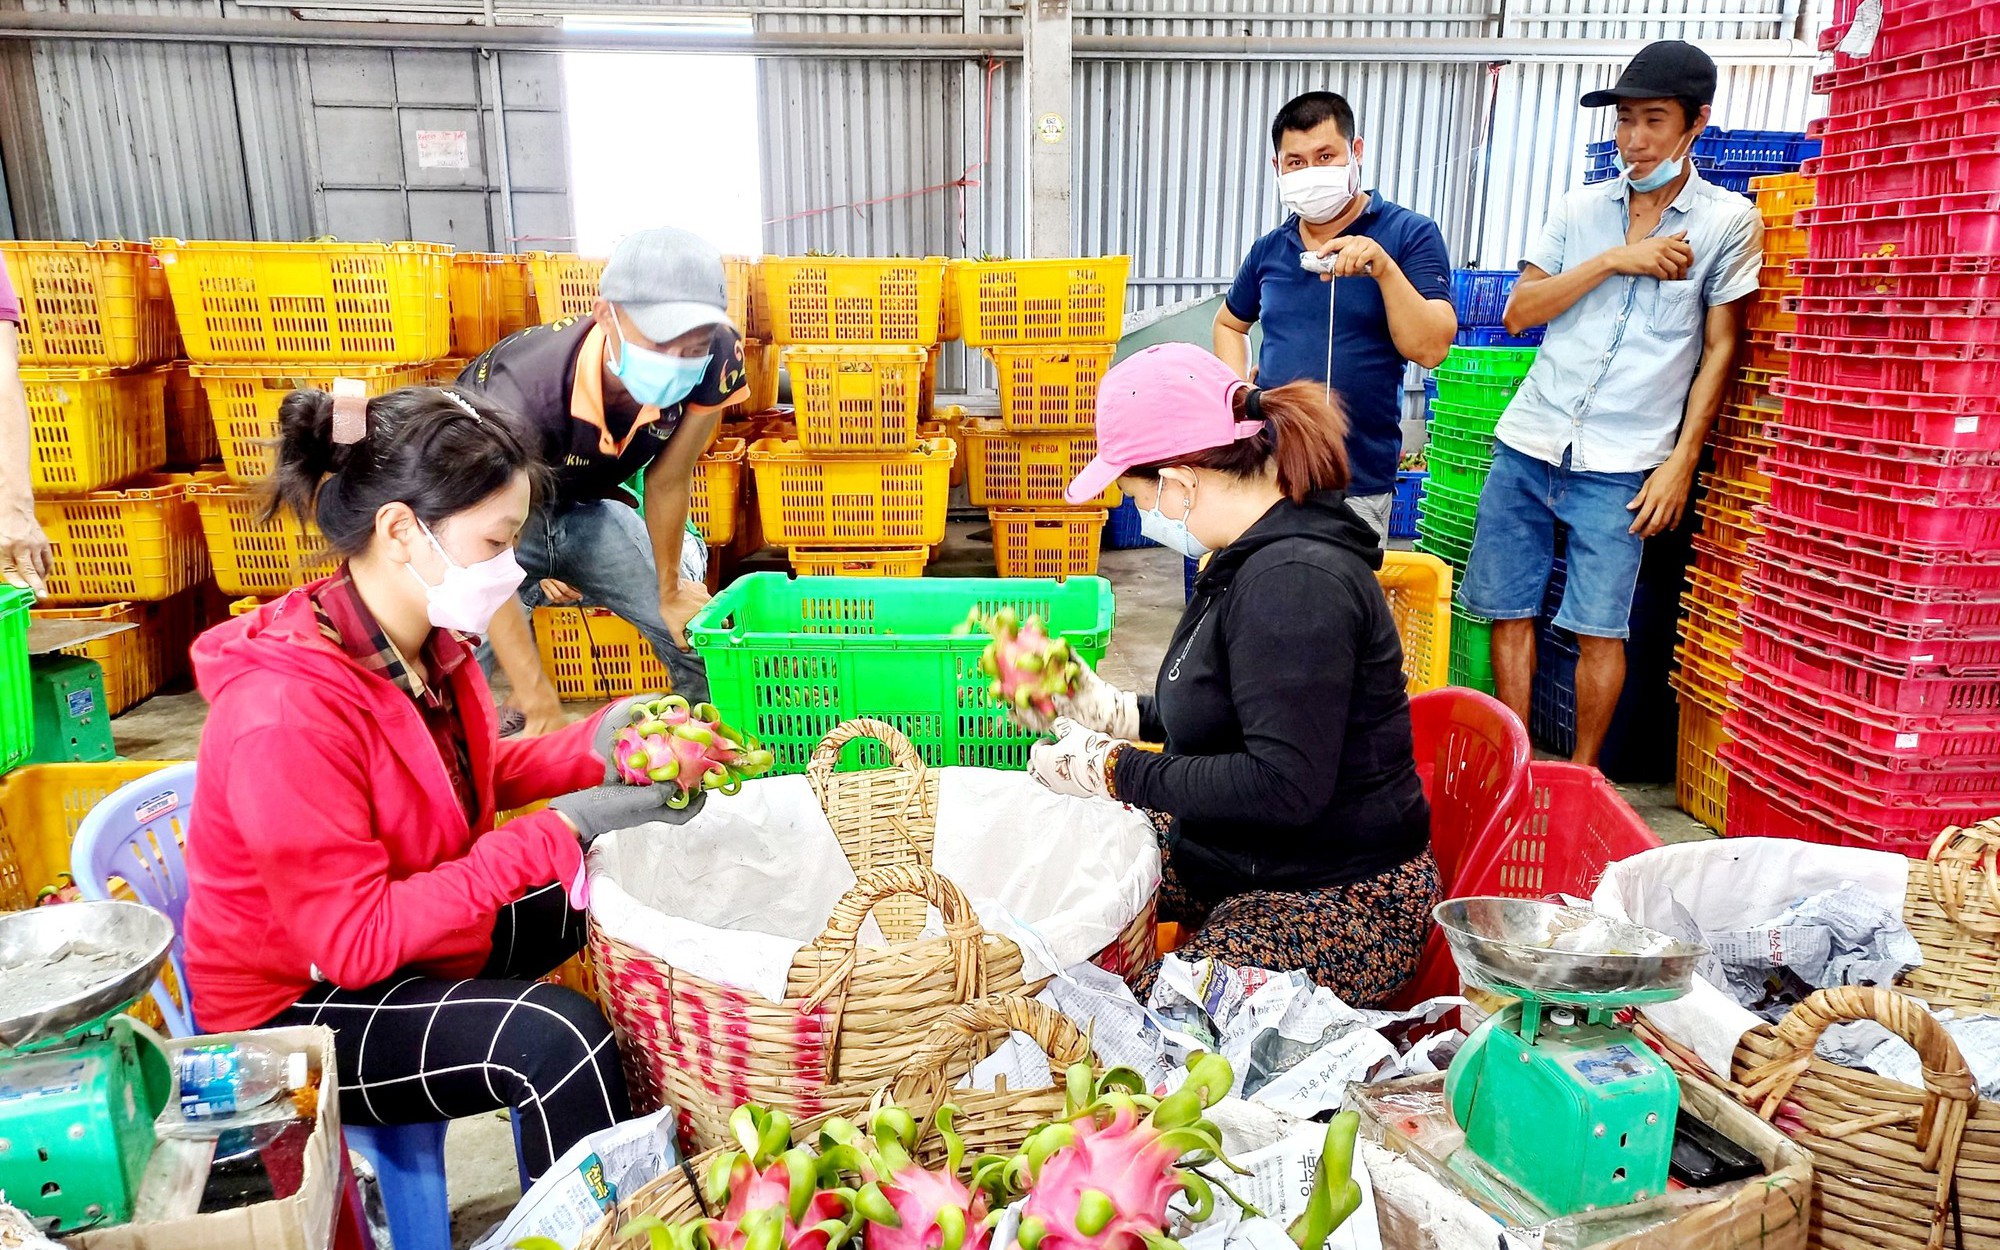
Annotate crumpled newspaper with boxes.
[1037,954,1465,1120]
[1701,882,1923,1021]
[1818,1013,2000,1100]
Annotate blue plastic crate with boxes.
[1390,471,1426,539]
[1103,496,1151,550]
[1454,325,1544,348]
[1451,269,1518,327]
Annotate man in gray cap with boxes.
[458,226,748,729]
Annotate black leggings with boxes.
[267,883,630,1180]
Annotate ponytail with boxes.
[1124,380,1349,502]
[263,385,545,557]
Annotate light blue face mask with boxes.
[1615,133,1696,194]
[1139,476,1210,560]
[607,318,712,409]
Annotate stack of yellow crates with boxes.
[151,239,450,617]
[1670,172,1814,831]
[440,252,540,384]
[955,258,1131,578]
[3,241,210,717]
[750,256,956,577]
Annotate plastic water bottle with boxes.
[172,1041,309,1122]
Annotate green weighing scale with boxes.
[1438,897,1707,1217]
[0,900,173,1233]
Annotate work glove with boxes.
[576,695,660,784]
[1012,657,1141,739]
[552,693,713,850]
[1028,718,1123,801]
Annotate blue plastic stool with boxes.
[348,1122,452,1250]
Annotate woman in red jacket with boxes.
[185,385,680,1178]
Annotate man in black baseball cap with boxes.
[1580,39,1718,112]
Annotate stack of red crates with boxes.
[1720,2,2000,854]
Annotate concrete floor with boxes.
[105,522,1708,1245]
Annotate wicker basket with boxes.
[577,996,1091,1249]
[1638,819,2000,1250]
[589,719,1156,1152]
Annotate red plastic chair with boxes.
[1391,688,1532,1008]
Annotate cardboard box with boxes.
[67,1025,342,1250]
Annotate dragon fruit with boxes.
[817,1103,992,1250]
[961,607,1081,718]
[617,1105,856,1250]
[612,695,776,809]
[1006,1054,1241,1250]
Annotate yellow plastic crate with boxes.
[722,255,767,340]
[787,345,927,453]
[163,362,219,466]
[152,239,450,364]
[747,437,954,546]
[953,257,1131,346]
[927,410,965,488]
[32,593,198,717]
[0,241,178,367]
[23,366,169,495]
[531,607,672,701]
[35,476,209,604]
[1676,695,1731,833]
[760,256,946,345]
[524,252,606,320]
[962,418,1119,508]
[990,507,1106,579]
[229,596,267,617]
[188,481,339,598]
[786,547,929,578]
[449,253,537,357]
[987,345,1114,433]
[1376,551,1452,695]
[689,437,746,547]
[193,363,430,484]
[427,357,469,386]
[0,761,179,911]
[725,341,782,416]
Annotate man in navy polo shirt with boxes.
[1216,91,1457,543]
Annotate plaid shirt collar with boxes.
[312,566,469,708]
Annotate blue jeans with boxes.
[487,499,712,702]
[1458,442,1645,640]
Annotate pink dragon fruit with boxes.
[963,607,1081,718]
[617,1104,855,1250]
[1008,1055,1241,1250]
[612,695,776,809]
[818,1104,992,1250]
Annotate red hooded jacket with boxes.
[184,586,605,1031]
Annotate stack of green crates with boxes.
[0,587,32,774]
[1416,345,1538,693]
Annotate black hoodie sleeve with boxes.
[1113,560,1357,824]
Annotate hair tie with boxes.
[440,389,484,424]
[1245,387,1278,447]
[330,378,369,445]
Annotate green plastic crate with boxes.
[689,574,1115,774]
[1420,478,1482,526]
[1431,376,1523,414]
[1448,603,1496,694]
[1427,445,1493,496]
[1429,398,1506,439]
[1438,345,1539,379]
[1416,528,1471,570]
[0,588,30,774]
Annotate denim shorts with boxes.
[1458,442,1646,639]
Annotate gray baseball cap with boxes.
[598,227,735,345]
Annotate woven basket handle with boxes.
[886,995,1092,1111]
[1925,818,2000,938]
[1742,985,1974,1245]
[798,864,987,1013]
[807,718,929,798]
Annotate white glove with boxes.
[1013,658,1141,739]
[1028,718,1122,801]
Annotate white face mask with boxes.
[404,518,525,635]
[1139,475,1210,560]
[1277,160,1361,225]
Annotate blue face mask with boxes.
[607,318,711,409]
[1139,476,1210,560]
[1615,133,1695,194]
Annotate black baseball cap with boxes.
[1581,40,1718,109]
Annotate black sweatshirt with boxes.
[1112,490,1431,899]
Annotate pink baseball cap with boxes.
[1066,343,1265,505]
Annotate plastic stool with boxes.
[348,1121,451,1250]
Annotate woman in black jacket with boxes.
[1026,342,1436,1005]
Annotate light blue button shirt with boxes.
[1496,167,1763,475]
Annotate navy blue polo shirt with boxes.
[1225,195,1452,495]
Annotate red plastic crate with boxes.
[1813,35,2000,112]
[1763,461,2000,546]
[1793,255,2000,303]
[1743,577,2000,670]
[1760,424,2000,496]
[1801,192,2000,261]
[1723,770,1931,857]
[1723,713,2000,817]
[1786,293,2000,346]
[1803,137,2000,208]
[1739,605,2000,716]
[1772,375,2000,450]
[1748,533,2000,625]
[1734,648,2000,758]
[1754,510,2000,595]
[1811,95,2000,159]
[1823,3,2000,64]
[1452,761,1661,900]
[1722,738,1996,851]
[1783,339,2000,399]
